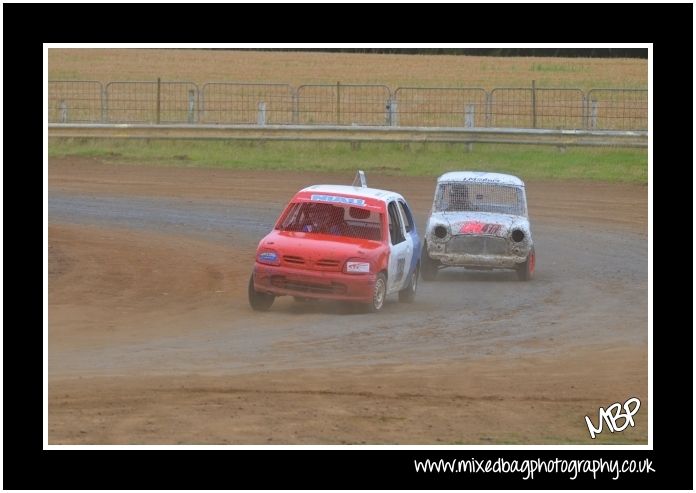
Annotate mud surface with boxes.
[48,157,649,444]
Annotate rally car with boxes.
[421,171,535,281]
[248,173,421,312]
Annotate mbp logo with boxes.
[584,397,641,439]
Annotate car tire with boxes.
[367,273,387,313]
[516,247,535,281]
[421,245,439,281]
[398,264,418,303]
[248,273,275,311]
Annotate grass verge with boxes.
[48,138,647,183]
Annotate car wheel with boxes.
[421,245,439,281]
[516,247,535,281]
[398,264,418,303]
[367,273,387,313]
[248,273,275,311]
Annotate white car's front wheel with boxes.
[516,247,536,281]
[421,245,439,281]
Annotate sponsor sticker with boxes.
[259,251,278,262]
[346,261,370,273]
[458,176,505,184]
[459,221,503,235]
[311,194,366,206]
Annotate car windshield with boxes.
[277,201,383,241]
[434,182,527,216]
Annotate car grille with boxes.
[270,276,347,294]
[283,255,305,265]
[315,259,340,268]
[446,235,509,255]
[282,256,341,271]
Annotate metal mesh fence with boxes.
[105,81,198,123]
[296,84,392,125]
[435,182,527,217]
[535,89,585,129]
[489,88,586,129]
[586,89,648,130]
[201,83,293,124]
[48,81,103,123]
[49,80,648,131]
[394,88,488,127]
[489,88,534,128]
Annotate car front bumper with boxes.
[429,251,526,269]
[427,234,531,269]
[253,263,377,303]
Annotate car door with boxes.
[386,200,411,294]
[397,199,419,279]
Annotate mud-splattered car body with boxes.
[421,171,535,281]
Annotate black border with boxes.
[6,2,692,489]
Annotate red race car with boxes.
[249,173,421,312]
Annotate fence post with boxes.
[101,85,107,123]
[258,101,267,126]
[464,104,475,128]
[102,83,110,123]
[582,94,588,129]
[485,91,492,127]
[336,81,341,125]
[589,99,598,129]
[531,80,537,129]
[188,89,196,123]
[389,99,398,127]
[156,78,161,124]
[59,100,68,123]
[292,89,299,124]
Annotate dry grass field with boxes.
[47,49,649,181]
[48,49,647,90]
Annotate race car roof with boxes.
[437,171,524,187]
[298,185,404,204]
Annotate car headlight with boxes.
[257,249,280,266]
[511,229,525,242]
[432,224,449,240]
[344,259,371,274]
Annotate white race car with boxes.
[421,171,535,281]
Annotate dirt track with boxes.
[48,158,648,444]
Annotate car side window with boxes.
[397,200,415,233]
[387,201,405,245]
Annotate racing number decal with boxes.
[387,200,413,292]
[395,258,405,283]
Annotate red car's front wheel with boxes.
[248,273,275,311]
[367,273,387,312]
